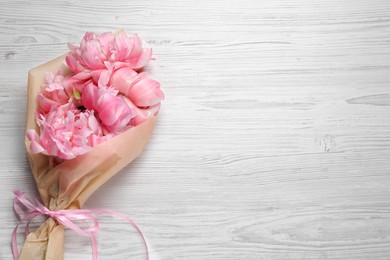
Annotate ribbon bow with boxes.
[11,190,149,260]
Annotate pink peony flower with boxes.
[66,31,152,74]
[81,83,135,133]
[109,67,164,124]
[26,103,110,160]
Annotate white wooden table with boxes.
[1,0,390,259]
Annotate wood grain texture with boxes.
[1,0,390,259]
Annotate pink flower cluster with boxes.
[27,31,164,160]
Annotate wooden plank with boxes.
[0,0,390,259]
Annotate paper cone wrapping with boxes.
[20,55,156,260]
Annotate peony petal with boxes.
[71,71,92,81]
[127,73,164,107]
[38,94,57,113]
[114,32,133,61]
[109,67,137,95]
[134,48,153,69]
[97,69,112,88]
[146,103,161,116]
[96,32,115,57]
[82,83,98,110]
[98,97,126,126]
[30,141,45,153]
[26,129,39,141]
[123,98,152,126]
[88,114,99,132]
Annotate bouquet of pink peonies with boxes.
[16,30,163,260]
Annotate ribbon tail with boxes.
[24,221,30,237]
[91,234,98,260]
[100,209,150,260]
[12,223,20,260]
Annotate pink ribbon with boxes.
[11,190,149,260]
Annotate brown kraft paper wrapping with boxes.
[20,55,156,260]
